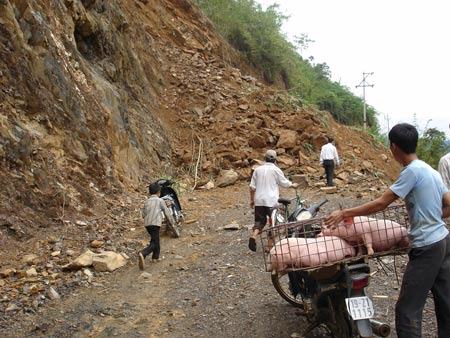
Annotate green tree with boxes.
[417,128,450,169]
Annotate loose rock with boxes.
[223,223,241,231]
[21,254,39,265]
[62,250,95,271]
[216,170,239,188]
[140,272,152,279]
[51,251,61,257]
[291,174,309,188]
[26,267,38,277]
[320,186,337,194]
[90,240,105,248]
[92,251,127,272]
[276,130,297,149]
[48,287,60,300]
[0,268,16,278]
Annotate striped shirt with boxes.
[142,195,174,227]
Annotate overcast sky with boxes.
[257,0,450,137]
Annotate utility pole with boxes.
[356,72,374,131]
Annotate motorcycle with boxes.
[154,178,183,238]
[269,195,390,337]
[270,195,328,308]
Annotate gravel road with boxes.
[0,183,441,337]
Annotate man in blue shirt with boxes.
[325,123,450,338]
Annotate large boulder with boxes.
[248,134,266,149]
[291,174,310,188]
[312,134,328,150]
[216,169,239,187]
[62,250,95,271]
[92,252,127,272]
[337,171,349,182]
[277,155,296,168]
[276,130,298,149]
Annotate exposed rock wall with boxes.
[0,0,398,234]
[0,0,231,227]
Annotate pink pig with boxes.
[269,236,356,271]
[321,216,409,256]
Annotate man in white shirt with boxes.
[439,152,450,189]
[248,150,297,251]
[319,137,340,187]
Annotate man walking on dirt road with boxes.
[248,149,298,252]
[325,123,450,338]
[320,137,340,186]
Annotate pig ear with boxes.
[343,217,354,226]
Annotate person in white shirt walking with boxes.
[248,150,298,252]
[439,152,450,189]
[319,137,340,187]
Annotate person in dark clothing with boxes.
[138,182,175,270]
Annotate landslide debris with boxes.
[0,0,399,319]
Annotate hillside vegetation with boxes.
[194,0,379,129]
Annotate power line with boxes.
[356,72,374,131]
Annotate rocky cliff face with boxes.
[0,0,397,234]
[0,0,234,226]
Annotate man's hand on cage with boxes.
[324,210,345,228]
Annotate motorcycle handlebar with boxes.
[316,198,328,208]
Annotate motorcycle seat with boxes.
[278,197,291,206]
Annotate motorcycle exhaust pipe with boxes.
[369,319,390,337]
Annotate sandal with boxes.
[248,237,257,252]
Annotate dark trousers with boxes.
[322,159,335,186]
[395,235,450,338]
[141,225,160,259]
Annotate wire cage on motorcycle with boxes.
[260,204,410,272]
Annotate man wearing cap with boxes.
[248,149,298,252]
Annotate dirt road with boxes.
[0,183,439,337]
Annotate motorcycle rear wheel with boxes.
[271,271,307,311]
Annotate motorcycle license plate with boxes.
[345,296,374,320]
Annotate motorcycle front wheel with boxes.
[271,270,309,312]
[168,223,180,238]
[163,219,180,238]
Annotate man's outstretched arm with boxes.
[325,189,399,226]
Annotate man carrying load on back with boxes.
[248,149,298,252]
[325,123,450,338]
